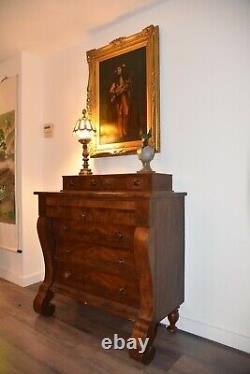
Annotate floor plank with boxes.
[0,279,249,373]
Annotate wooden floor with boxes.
[0,279,249,374]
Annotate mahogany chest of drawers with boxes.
[33,173,186,363]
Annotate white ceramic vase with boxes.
[137,145,155,173]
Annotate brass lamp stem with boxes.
[79,139,92,175]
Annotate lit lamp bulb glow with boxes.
[75,128,92,141]
[73,109,96,175]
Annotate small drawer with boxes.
[126,177,147,190]
[63,176,101,191]
[63,174,161,191]
[53,220,134,250]
[100,176,147,191]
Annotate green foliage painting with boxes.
[0,110,15,224]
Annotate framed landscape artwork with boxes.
[86,25,160,157]
[0,110,15,224]
[0,75,18,253]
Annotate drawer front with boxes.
[83,271,139,306]
[53,220,134,250]
[46,205,136,226]
[55,262,139,306]
[55,244,136,278]
[46,196,136,210]
[63,175,149,191]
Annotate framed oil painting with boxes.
[86,25,160,157]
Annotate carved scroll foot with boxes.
[167,308,179,333]
[33,285,55,317]
[129,319,157,365]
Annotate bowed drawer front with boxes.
[53,220,134,250]
[33,173,186,364]
[45,197,137,226]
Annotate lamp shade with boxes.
[73,109,96,141]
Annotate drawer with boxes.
[46,196,136,211]
[53,220,134,250]
[46,205,136,226]
[55,262,139,306]
[63,175,149,191]
[83,271,139,307]
[62,174,172,192]
[55,245,136,279]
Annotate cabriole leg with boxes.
[33,216,56,317]
[167,308,179,333]
[129,318,157,364]
[33,285,55,317]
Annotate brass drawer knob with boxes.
[65,248,72,254]
[69,180,74,186]
[119,287,125,294]
[63,271,72,279]
[118,258,125,265]
[81,211,86,219]
[116,232,124,240]
[133,179,141,186]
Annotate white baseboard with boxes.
[21,271,44,287]
[0,266,44,287]
[161,315,250,354]
[0,266,23,286]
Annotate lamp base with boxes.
[79,168,92,176]
[78,140,93,176]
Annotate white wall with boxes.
[20,52,45,284]
[42,0,250,353]
[42,39,91,189]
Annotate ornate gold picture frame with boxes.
[86,25,160,157]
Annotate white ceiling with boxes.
[0,0,159,62]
